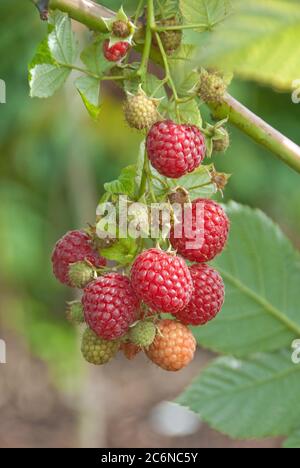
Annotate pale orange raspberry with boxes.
[145,319,196,371]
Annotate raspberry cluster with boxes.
[51,27,230,373]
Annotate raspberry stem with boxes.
[154,31,181,122]
[137,0,155,79]
[133,0,145,26]
[155,23,212,32]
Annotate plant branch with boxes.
[49,0,113,31]
[137,0,155,78]
[209,94,300,174]
[32,0,300,174]
[155,23,208,32]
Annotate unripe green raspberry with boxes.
[129,320,157,347]
[124,89,159,130]
[112,20,130,38]
[198,69,226,103]
[213,128,230,153]
[155,17,182,55]
[81,328,120,365]
[66,301,85,325]
[68,261,95,288]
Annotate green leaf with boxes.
[174,164,216,198]
[193,203,300,356]
[124,73,167,104]
[180,0,232,29]
[75,76,101,120]
[80,41,111,76]
[167,99,202,127]
[28,38,55,70]
[48,11,78,65]
[100,238,138,265]
[194,0,300,90]
[284,428,300,448]
[104,165,137,199]
[168,45,199,96]
[177,350,300,439]
[29,64,70,98]
[156,0,180,19]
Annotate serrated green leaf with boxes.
[75,76,101,120]
[177,350,300,439]
[284,428,300,448]
[100,238,138,265]
[175,164,216,198]
[48,11,78,64]
[104,165,137,198]
[80,41,111,76]
[156,0,180,19]
[180,0,232,29]
[168,45,199,96]
[167,99,202,127]
[29,64,70,98]
[193,202,300,356]
[194,0,300,90]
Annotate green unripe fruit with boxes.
[154,17,182,55]
[213,128,230,153]
[198,69,226,103]
[81,328,120,365]
[124,89,159,130]
[112,20,130,38]
[68,261,95,288]
[129,320,157,347]
[66,301,85,325]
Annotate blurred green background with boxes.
[0,0,299,448]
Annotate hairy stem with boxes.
[209,94,300,174]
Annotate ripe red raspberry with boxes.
[170,198,229,263]
[103,39,130,62]
[52,230,106,287]
[82,273,139,340]
[146,120,206,178]
[130,248,193,314]
[146,319,196,371]
[175,264,224,325]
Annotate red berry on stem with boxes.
[52,230,106,287]
[170,198,230,263]
[146,120,206,178]
[103,39,130,62]
[130,248,193,314]
[82,273,139,340]
[175,264,224,326]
